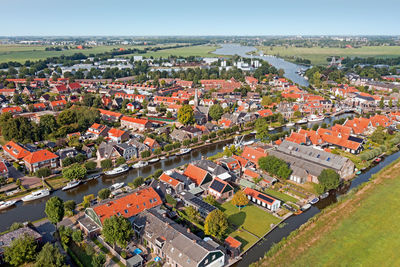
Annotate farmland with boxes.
[0,43,180,63]
[256,45,400,65]
[253,159,400,267]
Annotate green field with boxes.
[256,45,400,65]
[255,159,400,267]
[0,43,175,63]
[119,44,220,58]
[221,201,280,251]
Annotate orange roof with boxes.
[2,106,22,113]
[257,109,273,117]
[241,146,267,166]
[183,164,208,185]
[99,109,122,118]
[286,132,307,144]
[50,99,67,107]
[232,155,248,168]
[108,128,126,138]
[159,173,181,187]
[225,236,241,249]
[244,168,259,179]
[3,141,31,160]
[23,149,58,164]
[33,103,46,109]
[121,116,149,125]
[344,117,371,134]
[93,187,161,224]
[143,137,157,148]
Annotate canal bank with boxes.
[235,149,400,267]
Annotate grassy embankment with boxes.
[252,157,400,267]
[256,45,400,65]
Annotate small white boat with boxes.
[133,161,148,169]
[104,164,129,176]
[62,180,81,191]
[268,127,275,131]
[320,192,329,199]
[176,148,192,156]
[109,182,124,191]
[160,156,166,160]
[301,203,311,211]
[296,118,308,124]
[21,189,50,202]
[286,122,295,127]
[308,114,325,122]
[148,158,160,163]
[309,197,319,205]
[242,140,255,146]
[0,200,17,210]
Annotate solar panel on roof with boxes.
[191,197,216,212]
[210,179,225,192]
[257,193,275,203]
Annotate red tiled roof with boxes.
[244,168,259,179]
[258,109,273,117]
[3,141,30,160]
[2,106,22,114]
[159,173,181,187]
[23,149,58,164]
[108,128,126,138]
[99,109,122,118]
[143,137,157,148]
[183,164,208,185]
[93,187,161,224]
[50,99,67,107]
[121,116,149,125]
[225,236,241,248]
[241,146,267,166]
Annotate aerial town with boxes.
[1,1,400,267]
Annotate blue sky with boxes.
[1,0,399,36]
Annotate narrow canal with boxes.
[236,149,400,267]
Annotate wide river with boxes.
[213,44,310,87]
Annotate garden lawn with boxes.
[256,159,400,267]
[264,188,297,203]
[221,202,280,251]
[256,45,400,65]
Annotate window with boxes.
[124,209,128,214]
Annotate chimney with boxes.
[187,228,190,233]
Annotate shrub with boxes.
[100,159,113,169]
[140,150,151,158]
[116,157,126,165]
[183,139,191,146]
[35,167,51,178]
[84,161,97,170]
[164,144,173,152]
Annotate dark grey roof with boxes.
[0,227,42,254]
[134,208,224,267]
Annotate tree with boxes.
[39,114,58,138]
[178,104,195,125]
[62,163,87,181]
[203,195,218,206]
[64,200,76,212]
[75,153,87,163]
[209,104,224,121]
[72,229,83,244]
[9,222,24,231]
[98,188,111,200]
[83,194,95,208]
[370,126,386,144]
[62,157,75,167]
[35,167,51,178]
[133,176,144,188]
[261,96,273,106]
[35,243,66,267]
[116,157,126,165]
[102,215,134,248]
[258,156,291,179]
[379,97,384,109]
[101,159,113,169]
[85,161,97,170]
[317,169,340,194]
[45,196,64,228]
[153,169,163,178]
[204,209,228,239]
[140,150,151,158]
[4,234,37,266]
[92,252,106,267]
[185,206,200,222]
[231,190,249,209]
[57,109,76,125]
